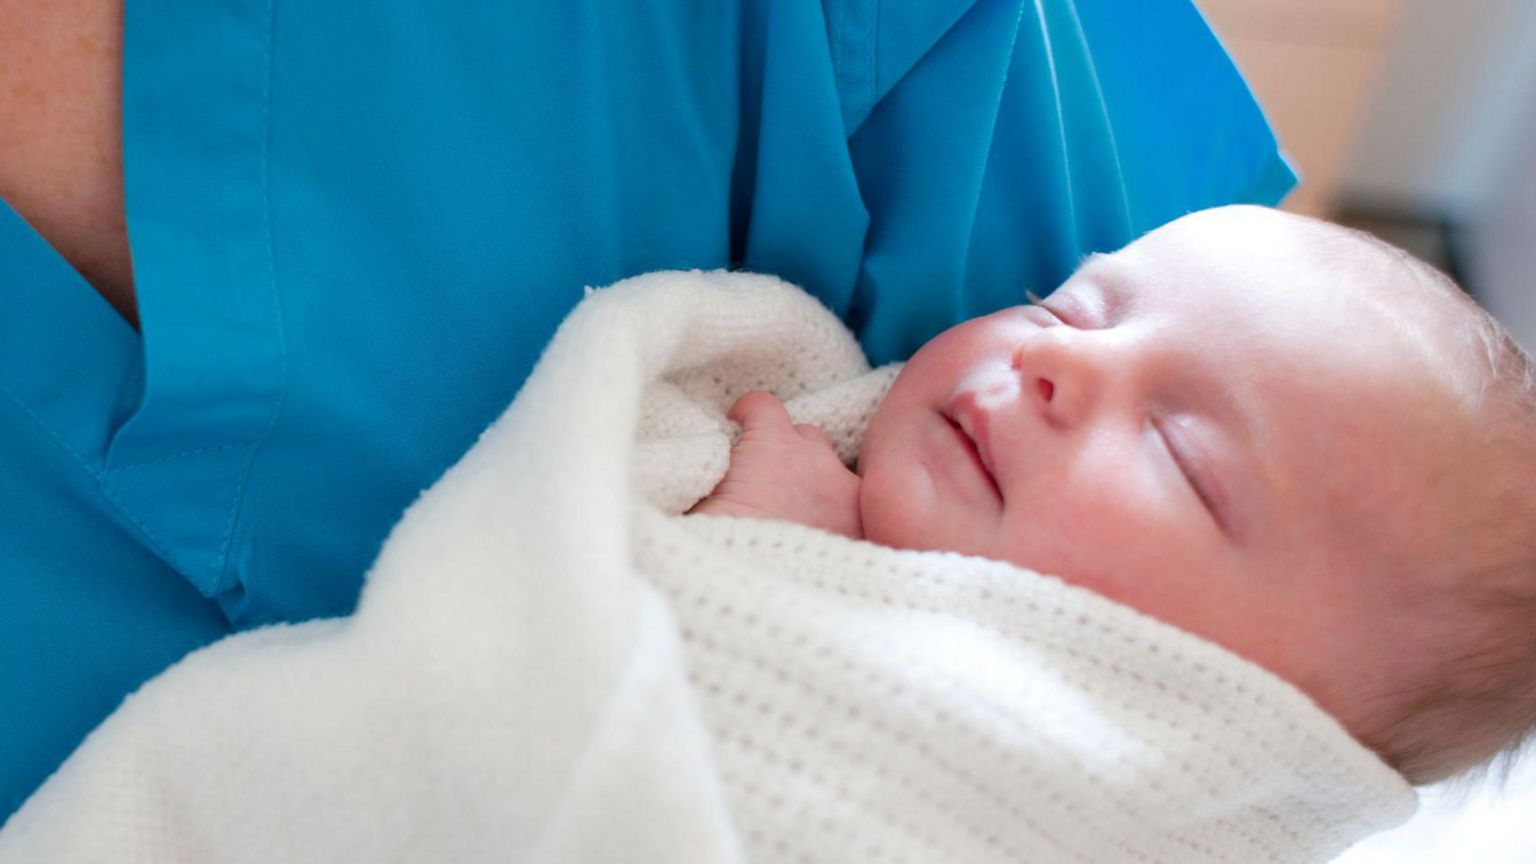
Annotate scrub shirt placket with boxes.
[101,0,285,615]
[2,0,285,620]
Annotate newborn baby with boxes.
[690,204,1536,787]
[7,207,1489,863]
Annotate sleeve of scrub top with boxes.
[0,0,1292,824]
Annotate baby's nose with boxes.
[1010,328,1102,427]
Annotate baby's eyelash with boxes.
[1023,289,1067,326]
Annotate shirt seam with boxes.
[0,384,99,477]
[0,383,189,569]
[211,0,287,591]
[101,441,257,474]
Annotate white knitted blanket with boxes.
[0,271,1416,863]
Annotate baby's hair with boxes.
[1334,225,1536,788]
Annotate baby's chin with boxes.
[856,459,985,556]
[856,462,931,551]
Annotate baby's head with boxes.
[857,204,1536,785]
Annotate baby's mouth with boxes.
[943,404,1002,500]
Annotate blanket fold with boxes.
[0,271,1414,863]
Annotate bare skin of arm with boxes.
[0,0,136,328]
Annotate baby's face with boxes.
[858,205,1478,736]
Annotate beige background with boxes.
[1193,0,1403,217]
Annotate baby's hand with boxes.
[687,391,863,540]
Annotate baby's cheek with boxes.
[995,477,1197,596]
[991,518,1111,588]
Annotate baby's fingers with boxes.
[728,390,792,434]
[793,423,835,449]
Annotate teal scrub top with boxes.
[0,0,1294,819]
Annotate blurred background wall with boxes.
[1195,0,1536,351]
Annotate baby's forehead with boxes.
[1123,214,1468,365]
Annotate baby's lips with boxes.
[947,392,1001,488]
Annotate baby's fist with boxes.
[687,391,863,540]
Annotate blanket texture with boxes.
[0,271,1415,862]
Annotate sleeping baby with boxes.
[8,205,1530,864]
[689,203,1536,790]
